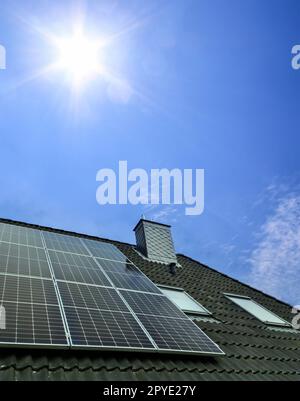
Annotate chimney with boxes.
[133,218,177,264]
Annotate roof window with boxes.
[225,293,290,326]
[159,285,211,316]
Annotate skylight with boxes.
[160,286,211,316]
[225,294,290,326]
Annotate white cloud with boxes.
[248,193,300,305]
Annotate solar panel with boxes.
[0,275,58,306]
[105,272,161,293]
[0,222,224,356]
[83,239,128,262]
[97,259,139,274]
[49,250,100,269]
[48,250,111,287]
[57,282,124,311]
[0,275,68,346]
[97,259,161,294]
[0,302,67,345]
[0,241,51,278]
[137,314,223,354]
[64,307,155,349]
[43,231,89,255]
[120,290,185,318]
[119,290,224,355]
[57,281,155,349]
[0,223,43,248]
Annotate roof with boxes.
[0,218,300,381]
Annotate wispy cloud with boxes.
[247,185,300,306]
[148,206,179,222]
[221,242,236,255]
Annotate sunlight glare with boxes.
[55,30,103,87]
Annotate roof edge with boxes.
[177,253,293,309]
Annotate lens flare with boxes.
[54,30,103,87]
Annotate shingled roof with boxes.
[0,218,299,381]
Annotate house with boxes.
[0,217,299,381]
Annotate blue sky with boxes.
[0,0,299,305]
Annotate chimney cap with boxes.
[133,218,171,232]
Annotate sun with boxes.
[13,17,141,105]
[54,29,104,87]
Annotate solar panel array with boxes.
[0,223,67,346]
[0,222,224,356]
